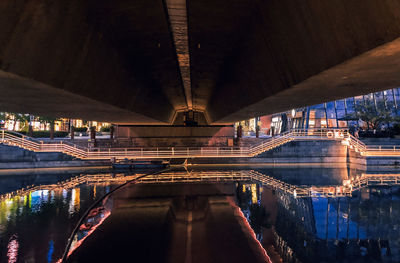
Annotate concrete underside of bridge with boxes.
[1,1,400,124]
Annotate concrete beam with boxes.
[192,0,400,123]
[1,0,400,124]
[0,71,162,124]
[213,37,400,123]
[0,0,186,123]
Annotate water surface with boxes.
[1,168,399,262]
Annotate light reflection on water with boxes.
[237,181,400,263]
[7,234,18,263]
[0,169,400,263]
[0,177,118,263]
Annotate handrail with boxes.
[2,128,399,159]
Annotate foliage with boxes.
[37,116,59,125]
[0,112,7,121]
[10,114,30,131]
[100,126,111,132]
[0,112,9,128]
[392,123,400,135]
[74,127,88,133]
[351,99,393,131]
[19,131,69,138]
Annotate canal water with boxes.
[0,168,399,262]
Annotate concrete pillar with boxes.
[50,121,55,140]
[237,125,243,138]
[89,126,97,147]
[110,126,114,139]
[90,126,96,140]
[70,126,75,140]
[256,125,260,138]
[28,124,33,137]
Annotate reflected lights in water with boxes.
[228,197,272,263]
[7,234,19,263]
[67,210,111,258]
[47,240,54,263]
[68,188,81,215]
[251,184,258,204]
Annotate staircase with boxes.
[0,130,87,159]
[1,128,397,160]
[249,131,294,156]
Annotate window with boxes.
[336,100,345,110]
[345,98,355,113]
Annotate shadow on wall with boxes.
[115,125,234,147]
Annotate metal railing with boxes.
[363,145,400,156]
[2,128,399,160]
[3,170,400,202]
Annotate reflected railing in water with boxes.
[2,168,400,262]
[238,180,400,263]
[3,171,400,204]
[0,173,146,202]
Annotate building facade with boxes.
[0,113,110,133]
[237,88,400,136]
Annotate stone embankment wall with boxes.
[192,140,364,165]
[256,140,350,164]
[0,144,108,169]
[366,157,400,167]
[0,144,73,162]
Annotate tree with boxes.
[38,116,59,139]
[0,112,30,131]
[14,114,30,131]
[0,112,7,129]
[351,99,393,131]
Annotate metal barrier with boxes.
[2,128,399,160]
[2,170,400,202]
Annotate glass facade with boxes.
[237,87,400,136]
[286,87,400,131]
